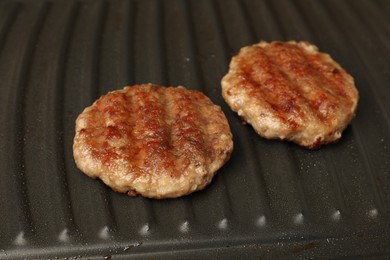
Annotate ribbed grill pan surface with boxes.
[1,0,390,258]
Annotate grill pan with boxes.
[1,0,390,258]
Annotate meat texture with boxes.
[73,84,233,198]
[221,41,359,148]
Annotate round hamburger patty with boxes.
[221,41,359,148]
[73,84,233,199]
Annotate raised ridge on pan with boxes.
[0,0,390,259]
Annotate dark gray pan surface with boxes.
[1,0,390,258]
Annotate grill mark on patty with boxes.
[259,46,312,127]
[305,52,351,102]
[120,86,146,175]
[168,88,208,176]
[290,43,353,109]
[289,44,344,98]
[87,92,131,167]
[264,42,338,124]
[233,56,275,117]
[188,90,215,166]
[240,46,307,130]
[131,86,172,180]
[121,88,138,163]
[195,93,232,172]
[157,86,179,178]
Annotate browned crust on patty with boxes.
[73,84,233,198]
[221,41,359,148]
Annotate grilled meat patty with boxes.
[73,84,233,199]
[221,41,359,148]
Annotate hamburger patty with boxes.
[221,41,359,148]
[73,84,233,199]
